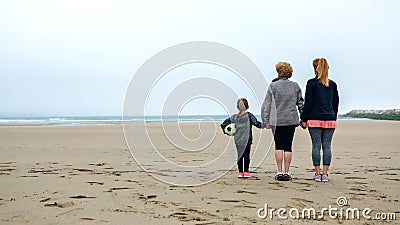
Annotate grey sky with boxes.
[0,0,399,116]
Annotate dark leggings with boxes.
[237,145,251,172]
[272,125,296,152]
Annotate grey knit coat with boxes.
[261,77,304,126]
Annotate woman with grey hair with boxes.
[261,62,304,181]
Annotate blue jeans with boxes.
[308,128,335,166]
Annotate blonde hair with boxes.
[275,62,293,78]
[316,58,329,87]
[237,98,249,111]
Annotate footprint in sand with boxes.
[70,195,97,199]
[105,187,131,192]
[236,190,257,195]
[385,178,400,181]
[28,168,59,174]
[123,179,139,184]
[169,212,189,221]
[234,204,256,209]
[147,195,157,199]
[39,197,51,202]
[169,208,217,222]
[73,168,94,172]
[86,181,104,185]
[380,172,398,176]
[344,176,366,180]
[0,167,16,175]
[80,217,95,221]
[136,193,157,201]
[219,199,240,203]
[88,162,108,166]
[44,201,74,208]
[353,181,368,185]
[331,171,351,175]
[350,192,367,196]
[300,188,311,192]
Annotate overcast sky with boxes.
[1,0,399,116]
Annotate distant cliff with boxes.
[343,109,400,121]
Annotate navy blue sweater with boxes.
[300,77,339,122]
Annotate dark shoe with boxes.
[282,173,291,181]
[274,172,284,181]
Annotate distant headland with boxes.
[343,109,400,121]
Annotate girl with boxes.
[221,98,264,178]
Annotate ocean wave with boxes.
[0,115,369,125]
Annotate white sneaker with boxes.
[321,174,329,182]
[313,173,322,182]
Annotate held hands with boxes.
[300,121,307,129]
[265,123,271,129]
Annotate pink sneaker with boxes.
[238,172,244,178]
[243,172,251,178]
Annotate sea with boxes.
[0,115,366,125]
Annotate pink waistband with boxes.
[307,120,337,128]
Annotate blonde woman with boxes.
[300,58,339,182]
[261,62,304,181]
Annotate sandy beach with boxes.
[0,120,399,224]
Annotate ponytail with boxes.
[316,58,329,87]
